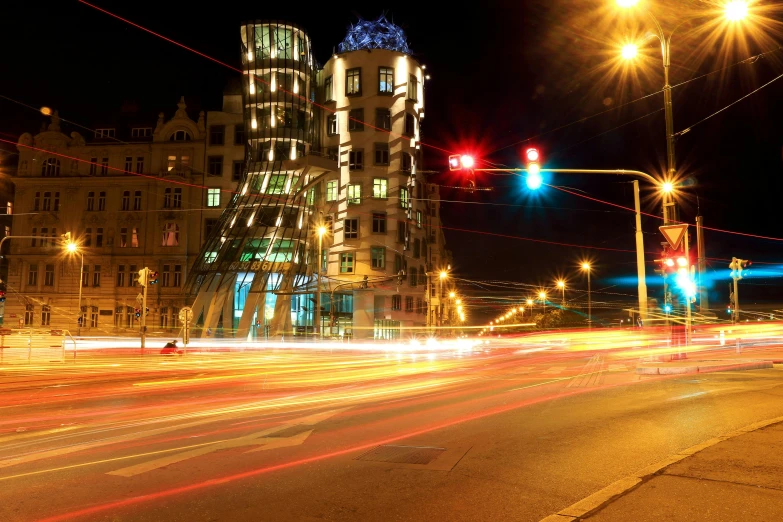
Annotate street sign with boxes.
[179,306,193,347]
[178,306,193,324]
[659,224,688,250]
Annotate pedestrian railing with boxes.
[0,329,66,365]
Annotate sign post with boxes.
[179,306,193,354]
[660,224,691,353]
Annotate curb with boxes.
[635,359,773,375]
[538,415,783,522]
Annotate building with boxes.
[6,97,242,333]
[185,18,450,340]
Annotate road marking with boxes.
[607,364,628,372]
[542,366,567,375]
[107,408,346,477]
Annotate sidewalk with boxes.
[543,417,783,522]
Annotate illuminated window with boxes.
[205,252,217,264]
[347,184,361,205]
[326,180,337,202]
[379,67,394,94]
[267,174,287,194]
[373,178,387,199]
[349,149,363,171]
[346,68,361,96]
[162,223,179,246]
[344,218,359,239]
[399,187,409,209]
[348,109,364,132]
[407,74,418,101]
[371,247,385,269]
[167,155,176,171]
[206,188,220,207]
[340,252,355,273]
[374,143,389,165]
[416,210,422,228]
[324,75,333,101]
[372,212,386,234]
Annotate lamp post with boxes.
[556,280,566,308]
[538,291,547,327]
[616,0,750,224]
[65,240,84,335]
[439,270,448,327]
[315,225,327,338]
[582,263,592,330]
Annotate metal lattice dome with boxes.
[338,16,410,54]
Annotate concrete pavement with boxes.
[543,417,783,522]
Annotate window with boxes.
[398,220,407,243]
[340,252,354,273]
[96,228,103,247]
[93,265,101,287]
[416,210,423,229]
[41,305,51,326]
[208,156,223,176]
[98,191,106,211]
[402,152,412,172]
[371,247,386,269]
[90,306,98,328]
[42,191,59,211]
[347,184,361,205]
[327,147,339,161]
[134,157,144,174]
[392,295,402,311]
[40,227,48,247]
[131,127,152,138]
[349,149,363,171]
[372,212,387,234]
[324,215,334,234]
[404,113,415,137]
[344,218,359,239]
[407,74,419,101]
[164,187,182,208]
[95,128,115,139]
[170,130,191,141]
[234,124,245,145]
[376,109,391,131]
[86,192,95,211]
[346,68,361,95]
[89,158,97,176]
[131,227,139,248]
[326,181,337,202]
[232,161,244,181]
[209,125,225,145]
[372,178,388,199]
[348,109,364,132]
[379,66,394,94]
[41,158,60,177]
[400,187,410,209]
[207,188,220,207]
[129,265,137,287]
[324,75,333,101]
[267,174,286,194]
[24,304,34,326]
[162,223,179,246]
[6,202,12,215]
[33,192,40,211]
[204,218,218,239]
[27,264,38,286]
[414,238,421,258]
[162,264,171,287]
[174,265,182,287]
[167,155,176,171]
[125,156,133,172]
[100,157,109,176]
[410,266,418,287]
[133,191,142,210]
[405,296,414,312]
[326,115,338,136]
[84,228,91,247]
[117,265,125,287]
[374,144,389,166]
[416,298,423,314]
[394,254,404,275]
[44,264,54,286]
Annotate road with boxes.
[1,340,782,521]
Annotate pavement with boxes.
[542,416,783,522]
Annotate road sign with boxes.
[659,224,688,250]
[178,306,193,324]
[179,306,193,347]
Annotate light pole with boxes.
[439,270,448,327]
[538,291,547,327]
[616,0,750,224]
[582,263,592,330]
[315,225,327,338]
[65,239,84,335]
[556,280,566,308]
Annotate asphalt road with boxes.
[1,343,782,522]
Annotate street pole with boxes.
[77,252,84,336]
[315,232,322,339]
[733,277,740,324]
[683,230,692,349]
[662,37,677,225]
[141,268,147,355]
[696,216,708,313]
[587,270,592,330]
[633,180,648,323]
[439,277,443,327]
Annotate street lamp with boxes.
[538,291,547,322]
[64,238,84,335]
[315,225,327,338]
[439,270,448,327]
[556,280,566,307]
[581,263,592,330]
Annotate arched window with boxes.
[169,130,192,141]
[41,158,60,177]
[162,223,179,246]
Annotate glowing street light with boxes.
[581,262,592,329]
[621,43,638,60]
[63,236,84,334]
[556,280,566,307]
[725,1,748,22]
[662,181,674,194]
[449,291,456,299]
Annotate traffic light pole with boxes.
[141,269,147,355]
[683,231,692,350]
[733,277,740,324]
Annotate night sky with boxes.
[2,0,782,322]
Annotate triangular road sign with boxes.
[659,224,688,250]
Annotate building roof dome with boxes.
[338,15,410,54]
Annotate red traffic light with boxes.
[525,148,539,162]
[460,155,474,168]
[448,155,460,170]
[448,154,475,171]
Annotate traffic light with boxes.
[524,147,542,189]
[448,154,474,171]
[135,308,141,318]
[149,271,159,285]
[138,268,148,287]
[0,291,5,302]
[664,304,672,313]
[655,252,676,274]
[729,258,750,280]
